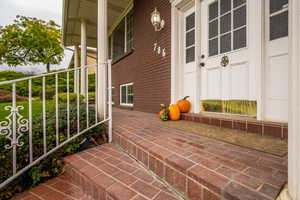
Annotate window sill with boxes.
[112,48,134,65]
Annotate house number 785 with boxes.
[153,43,166,57]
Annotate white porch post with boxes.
[171,4,179,104]
[288,0,300,199]
[97,0,108,119]
[74,45,79,93]
[80,19,87,96]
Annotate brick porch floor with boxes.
[112,108,287,200]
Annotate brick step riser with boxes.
[113,134,224,200]
[182,114,288,140]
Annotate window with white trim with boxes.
[110,9,134,61]
[120,83,133,106]
[208,0,247,56]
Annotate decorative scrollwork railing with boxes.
[0,106,29,150]
[0,60,113,189]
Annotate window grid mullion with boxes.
[124,16,128,53]
[218,0,220,55]
[231,0,234,51]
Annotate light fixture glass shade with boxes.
[151,8,164,31]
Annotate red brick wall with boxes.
[112,0,171,113]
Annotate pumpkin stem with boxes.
[183,96,190,100]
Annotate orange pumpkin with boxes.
[177,96,191,113]
[169,104,181,120]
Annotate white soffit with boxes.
[63,0,131,48]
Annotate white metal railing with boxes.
[0,60,112,188]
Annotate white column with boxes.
[74,45,79,93]
[80,19,87,96]
[97,0,108,118]
[288,0,300,199]
[170,4,179,104]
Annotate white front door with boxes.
[264,0,289,122]
[183,8,197,112]
[200,0,250,105]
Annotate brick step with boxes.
[63,144,183,200]
[13,144,183,200]
[112,113,287,200]
[12,176,94,200]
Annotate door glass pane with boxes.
[233,27,246,49]
[221,0,231,15]
[209,1,219,20]
[186,46,195,63]
[186,13,195,31]
[121,86,126,103]
[233,5,246,29]
[209,38,219,56]
[209,20,218,39]
[233,0,246,8]
[186,30,195,47]
[221,13,231,34]
[221,33,231,53]
[270,0,288,14]
[270,11,288,40]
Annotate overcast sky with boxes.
[0,0,73,74]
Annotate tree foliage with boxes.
[0,16,64,72]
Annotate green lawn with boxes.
[0,100,55,122]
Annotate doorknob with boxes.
[200,62,205,67]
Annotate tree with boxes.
[0,16,64,72]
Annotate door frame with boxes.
[171,0,201,113]
[171,0,265,118]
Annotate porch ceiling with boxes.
[62,0,131,48]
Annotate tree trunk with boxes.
[46,63,50,73]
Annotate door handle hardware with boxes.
[200,62,205,67]
[201,54,205,59]
[221,55,229,67]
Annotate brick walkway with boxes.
[112,108,287,200]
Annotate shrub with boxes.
[53,93,84,104]
[0,104,106,199]
[39,89,56,100]
[0,89,26,102]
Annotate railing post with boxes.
[108,60,112,143]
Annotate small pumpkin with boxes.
[159,104,169,121]
[169,104,181,120]
[177,96,191,113]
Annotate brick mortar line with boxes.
[114,143,187,200]
[69,145,177,200]
[118,127,284,189]
[118,134,278,200]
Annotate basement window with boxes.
[120,83,133,106]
